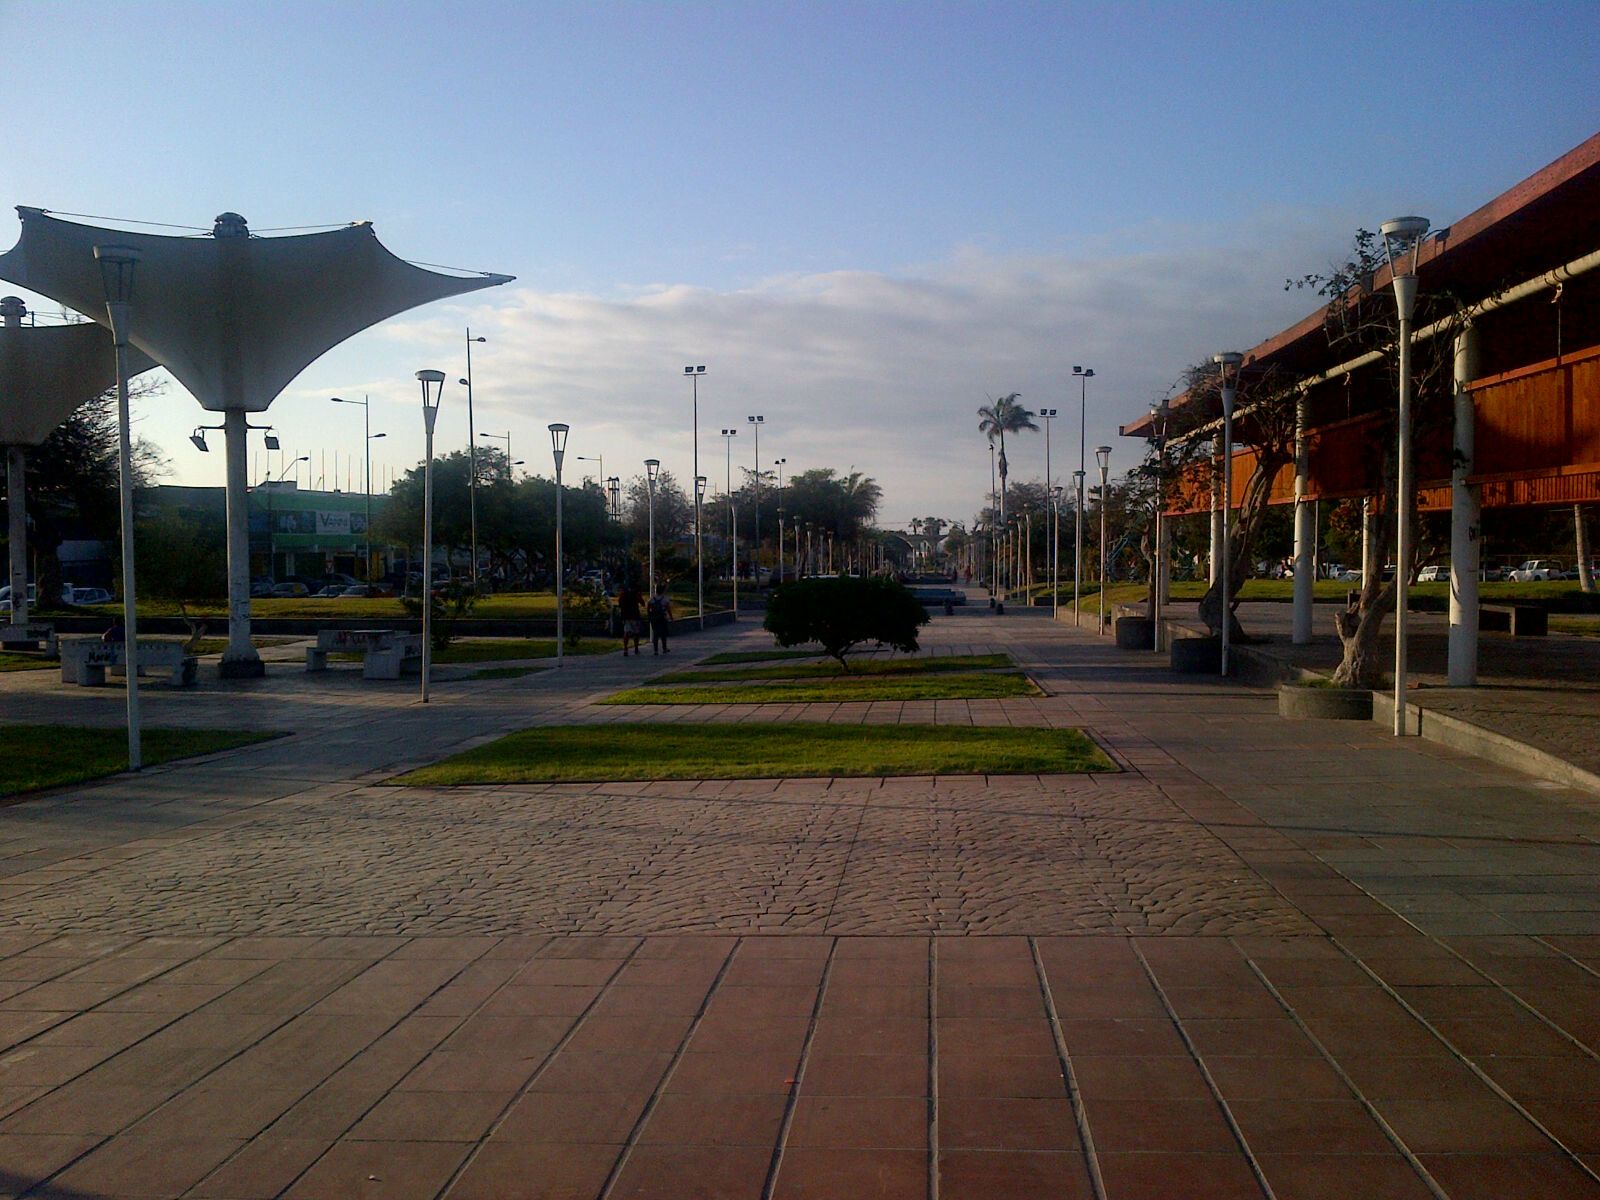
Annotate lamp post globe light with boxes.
[416,370,446,703]
[549,424,569,669]
[747,415,764,583]
[462,330,487,593]
[722,428,738,616]
[93,244,144,770]
[1095,446,1112,634]
[644,459,660,599]
[1381,215,1430,736]
[1040,407,1058,617]
[1214,352,1244,678]
[684,365,706,628]
[1071,367,1094,626]
[773,458,787,583]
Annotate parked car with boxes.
[1509,559,1564,582]
[249,577,276,598]
[62,587,114,606]
[308,585,345,598]
[271,582,310,598]
[1417,565,1450,582]
[338,584,389,599]
[0,584,37,616]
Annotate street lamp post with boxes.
[605,477,620,522]
[463,330,486,593]
[331,396,384,583]
[988,440,999,603]
[645,459,660,598]
[550,424,569,669]
[575,454,603,485]
[1050,486,1063,615]
[1214,352,1244,677]
[683,365,706,628]
[1041,407,1058,617]
[1071,366,1094,626]
[416,370,446,703]
[696,476,708,607]
[94,245,143,770]
[261,456,310,582]
[722,428,738,615]
[1150,400,1170,652]
[1382,215,1431,737]
[1096,446,1112,634]
[747,414,763,582]
[479,430,521,479]
[774,458,787,583]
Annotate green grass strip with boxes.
[392,721,1112,784]
[603,672,1040,705]
[651,653,1013,684]
[0,726,279,798]
[0,653,54,673]
[698,648,826,666]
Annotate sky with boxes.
[3,1,1597,529]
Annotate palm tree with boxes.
[976,394,1038,525]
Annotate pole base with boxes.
[218,652,266,679]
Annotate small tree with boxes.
[764,576,929,670]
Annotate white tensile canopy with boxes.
[2,303,159,628]
[0,208,514,673]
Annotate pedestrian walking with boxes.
[617,580,646,657]
[647,585,673,655]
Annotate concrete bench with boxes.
[1,622,57,657]
[306,629,424,680]
[1481,603,1547,636]
[59,637,197,687]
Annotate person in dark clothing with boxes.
[617,581,645,656]
[647,585,673,655]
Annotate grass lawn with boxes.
[698,648,825,666]
[603,672,1041,705]
[0,726,279,798]
[1551,616,1600,637]
[651,653,1013,685]
[392,721,1113,784]
[0,652,54,672]
[434,638,618,663]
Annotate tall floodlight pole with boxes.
[684,365,706,628]
[1150,400,1170,652]
[1071,367,1094,625]
[1096,446,1112,634]
[94,246,143,771]
[416,370,446,703]
[747,414,764,580]
[1050,486,1063,615]
[550,424,569,669]
[774,458,787,583]
[722,428,738,614]
[1214,352,1244,678]
[331,396,384,582]
[645,459,660,598]
[464,330,486,593]
[1382,216,1430,737]
[1040,407,1058,616]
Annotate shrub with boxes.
[763,576,930,670]
[401,580,477,651]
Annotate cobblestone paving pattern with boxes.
[0,607,1596,1196]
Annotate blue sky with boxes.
[3,1,1597,525]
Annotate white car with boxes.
[1416,565,1450,582]
[1508,559,1564,582]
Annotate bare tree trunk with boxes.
[1577,504,1594,593]
[1332,586,1394,687]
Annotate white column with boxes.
[1292,391,1314,644]
[1208,446,1223,585]
[7,446,27,626]
[220,408,264,676]
[1448,325,1481,687]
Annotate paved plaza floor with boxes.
[1,609,1599,1197]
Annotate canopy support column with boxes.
[220,407,263,677]
[1448,325,1481,687]
[6,446,26,626]
[1208,444,1223,585]
[1292,391,1313,644]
